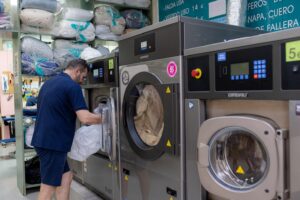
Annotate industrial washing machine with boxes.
[118,16,261,200]
[184,27,300,200]
[71,53,120,200]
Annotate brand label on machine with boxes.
[227,92,248,98]
[167,61,177,77]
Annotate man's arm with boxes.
[76,110,102,125]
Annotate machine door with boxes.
[197,116,286,200]
[122,72,179,160]
[94,94,117,161]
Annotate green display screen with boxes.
[286,40,300,62]
[230,62,249,76]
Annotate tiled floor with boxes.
[0,143,102,200]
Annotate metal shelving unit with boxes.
[13,0,154,196]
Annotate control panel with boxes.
[281,39,300,90]
[215,45,273,91]
[88,57,117,85]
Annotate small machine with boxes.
[184,27,300,200]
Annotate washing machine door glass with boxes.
[134,84,164,146]
[209,127,268,190]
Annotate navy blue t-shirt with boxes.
[31,73,87,152]
[26,96,37,106]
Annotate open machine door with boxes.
[122,72,180,160]
[197,115,287,200]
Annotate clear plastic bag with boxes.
[68,124,102,162]
[121,9,150,29]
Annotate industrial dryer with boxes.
[70,53,120,200]
[184,27,300,200]
[118,16,261,200]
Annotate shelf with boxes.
[94,1,150,10]
[26,183,40,189]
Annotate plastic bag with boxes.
[22,53,58,76]
[63,7,93,22]
[20,9,55,28]
[21,36,54,60]
[53,20,95,42]
[80,47,102,61]
[54,48,83,68]
[25,155,41,184]
[25,123,35,148]
[96,33,119,41]
[95,45,110,56]
[21,0,59,13]
[68,124,102,161]
[95,25,110,35]
[121,9,150,29]
[53,39,89,50]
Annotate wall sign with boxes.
[159,0,300,32]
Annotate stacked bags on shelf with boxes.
[53,40,89,69]
[53,40,110,66]
[53,7,95,42]
[0,0,12,29]
[94,5,125,41]
[21,36,59,76]
[20,0,60,33]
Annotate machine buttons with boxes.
[191,68,202,79]
[253,59,267,79]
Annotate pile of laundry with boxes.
[20,0,61,33]
[0,0,11,29]
[21,36,59,76]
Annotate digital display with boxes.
[218,52,226,61]
[286,40,300,62]
[93,69,98,77]
[108,59,114,69]
[231,62,249,76]
[141,41,147,50]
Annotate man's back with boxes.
[31,73,87,152]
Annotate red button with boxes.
[254,74,258,79]
[191,69,200,78]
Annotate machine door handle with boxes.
[198,143,209,167]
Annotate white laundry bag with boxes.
[25,124,35,148]
[68,124,103,162]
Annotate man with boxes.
[31,59,102,200]
[26,89,38,107]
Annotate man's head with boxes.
[65,59,88,84]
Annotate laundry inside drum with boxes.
[134,84,164,146]
[209,128,268,190]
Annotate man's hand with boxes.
[76,110,102,125]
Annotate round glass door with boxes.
[208,127,269,190]
[134,84,164,146]
[123,72,167,160]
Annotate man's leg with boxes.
[55,171,73,200]
[38,183,56,200]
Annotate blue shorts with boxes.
[35,147,70,186]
